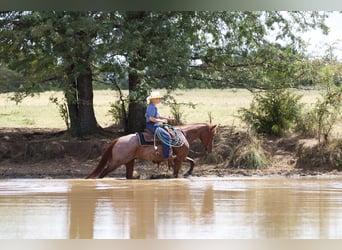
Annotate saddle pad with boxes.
[136,132,158,145]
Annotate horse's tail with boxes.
[85,139,118,179]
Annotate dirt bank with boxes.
[0,126,341,179]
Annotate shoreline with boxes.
[1,126,341,180]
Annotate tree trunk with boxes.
[76,68,100,136]
[126,71,146,134]
[65,66,101,137]
[125,12,149,134]
[127,100,146,133]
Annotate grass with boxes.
[0,88,338,132]
[159,88,253,126]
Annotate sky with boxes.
[301,11,342,60]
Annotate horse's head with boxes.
[199,124,217,153]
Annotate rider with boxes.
[145,91,175,160]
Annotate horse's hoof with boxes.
[132,171,140,179]
[183,172,191,178]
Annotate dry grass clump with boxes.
[202,151,224,164]
[326,139,342,168]
[226,131,269,169]
[296,138,342,170]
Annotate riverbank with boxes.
[1,126,341,179]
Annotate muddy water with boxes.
[1,176,342,239]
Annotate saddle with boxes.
[136,127,178,146]
[137,126,185,147]
[136,129,160,146]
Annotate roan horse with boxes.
[175,123,217,176]
[85,123,217,179]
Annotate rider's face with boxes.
[151,98,161,105]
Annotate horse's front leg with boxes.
[183,156,195,177]
[172,157,184,178]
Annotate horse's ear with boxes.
[211,125,217,131]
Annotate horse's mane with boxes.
[175,122,211,130]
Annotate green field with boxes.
[0,88,333,130]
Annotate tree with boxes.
[188,11,329,89]
[101,11,198,133]
[0,11,113,136]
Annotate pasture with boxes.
[0,88,332,130]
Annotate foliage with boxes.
[296,86,341,141]
[163,93,196,125]
[169,103,183,125]
[296,46,342,88]
[1,11,328,93]
[294,109,317,137]
[0,67,23,92]
[49,96,70,129]
[108,100,128,128]
[295,54,342,141]
[188,11,329,89]
[240,88,303,136]
[313,87,341,142]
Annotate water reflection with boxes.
[1,177,342,239]
[68,181,96,238]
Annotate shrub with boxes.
[164,94,196,125]
[295,87,342,141]
[108,100,127,128]
[294,108,317,137]
[312,87,341,142]
[240,88,303,136]
[49,96,70,129]
[169,103,183,125]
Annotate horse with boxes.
[175,123,217,176]
[85,123,217,179]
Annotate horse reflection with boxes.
[67,180,216,239]
[68,181,96,238]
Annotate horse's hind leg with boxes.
[125,159,136,179]
[98,162,120,178]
